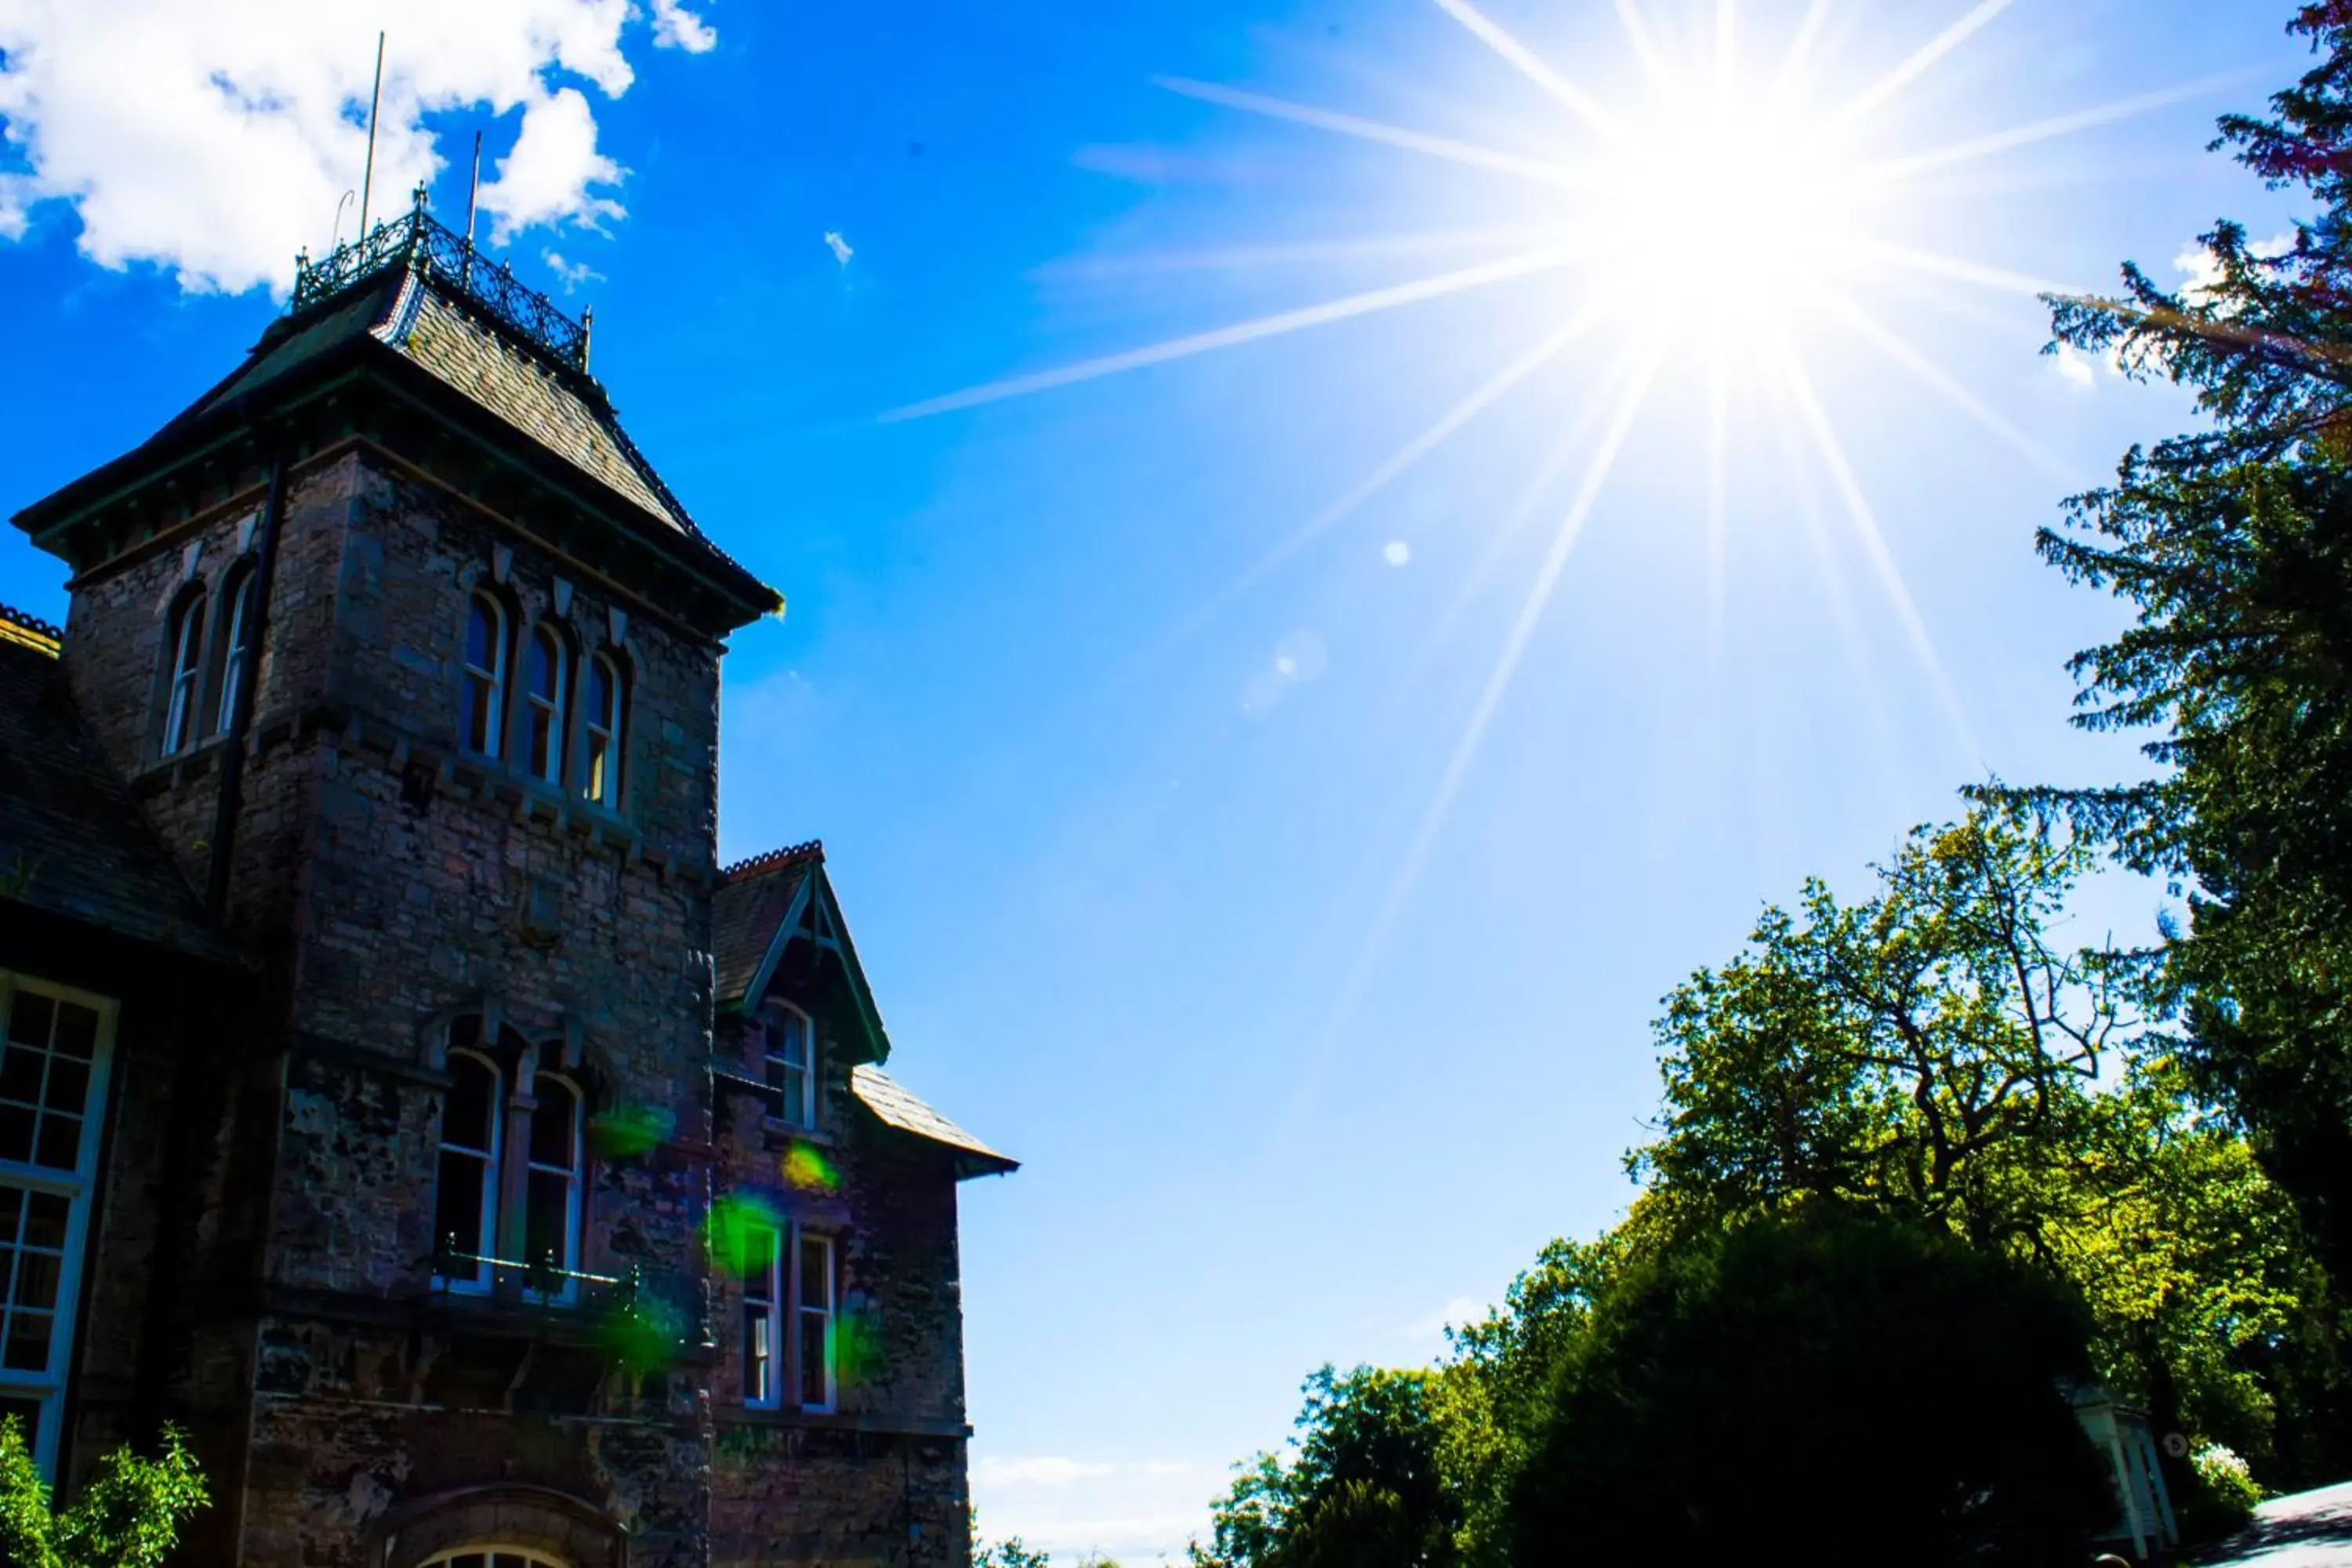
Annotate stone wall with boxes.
[41,404,988,1563]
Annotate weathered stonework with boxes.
[4,239,1011,1566]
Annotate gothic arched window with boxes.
[212,564,257,735]
[434,1048,502,1294]
[523,1073,583,1299]
[160,589,205,755]
[419,1552,570,1568]
[432,1022,589,1304]
[460,593,508,758]
[522,623,568,785]
[582,652,624,808]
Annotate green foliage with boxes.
[0,1417,208,1568]
[1504,1210,2111,1567]
[1191,1367,1455,1568]
[2025,0,2352,1297]
[1638,804,2130,1246]
[971,1519,1052,1568]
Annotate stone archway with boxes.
[372,1485,627,1568]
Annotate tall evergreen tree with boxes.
[2023,0,2352,1284]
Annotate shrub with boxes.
[1504,1209,2112,1567]
[0,1416,208,1568]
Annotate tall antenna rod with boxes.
[464,130,483,246]
[357,31,386,240]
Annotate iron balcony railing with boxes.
[293,189,592,373]
[432,1233,637,1302]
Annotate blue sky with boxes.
[0,0,2316,1557]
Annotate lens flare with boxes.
[782,1142,842,1195]
[705,1191,782,1279]
[590,1101,675,1160]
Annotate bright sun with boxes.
[890,0,2210,1077]
[1592,71,1860,366]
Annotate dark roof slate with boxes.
[0,625,241,964]
[711,840,823,1007]
[851,1065,1019,1178]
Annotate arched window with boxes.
[434,1049,502,1294]
[522,624,567,785]
[582,652,623,808]
[523,1073,583,1301]
[159,590,205,754]
[212,565,257,735]
[431,1022,589,1303]
[762,1004,817,1129]
[460,593,508,757]
[420,1552,570,1568]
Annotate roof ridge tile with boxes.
[718,839,824,883]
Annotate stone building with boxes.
[0,197,1014,1567]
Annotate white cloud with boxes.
[976,1456,1119,1488]
[0,0,715,294]
[1383,539,1411,566]
[2174,230,2296,308]
[823,229,853,266]
[542,249,603,290]
[2053,343,2096,390]
[481,84,624,241]
[649,0,718,53]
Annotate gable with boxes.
[711,841,889,1064]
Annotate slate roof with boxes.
[0,607,241,965]
[11,217,779,630]
[711,840,824,1006]
[162,267,694,538]
[852,1065,1020,1178]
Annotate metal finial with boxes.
[580,307,593,372]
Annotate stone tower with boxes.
[3,198,1007,1567]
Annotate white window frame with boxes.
[582,652,623,808]
[522,623,568,786]
[739,1220,836,1413]
[0,971,118,1483]
[741,1220,782,1410]
[418,1549,572,1568]
[160,590,205,754]
[795,1228,837,1413]
[460,593,508,760]
[520,1072,583,1305]
[213,566,256,735]
[762,1004,817,1131]
[434,1047,503,1296]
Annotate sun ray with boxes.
[1766,0,1836,108]
[1808,286,2078,482]
[1779,347,1984,766]
[1829,0,2014,132]
[1705,340,1730,692]
[1154,77,1590,191]
[1169,291,1621,644]
[1767,382,1902,788]
[1275,343,1667,1137]
[1857,72,2256,187]
[1850,238,2073,299]
[883,245,1588,420]
[1028,224,1577,283]
[1613,0,1673,93]
[1405,337,1658,697]
[1431,0,1629,144]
